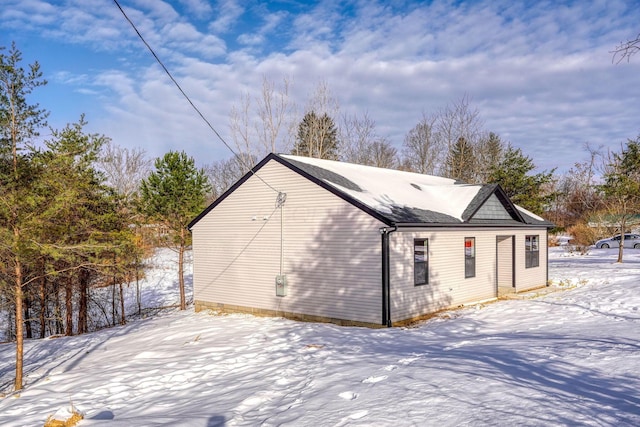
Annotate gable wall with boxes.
[389,227,548,323]
[191,160,386,325]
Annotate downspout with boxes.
[380,225,397,327]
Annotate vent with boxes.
[410,183,422,190]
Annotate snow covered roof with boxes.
[278,154,551,227]
[189,153,553,229]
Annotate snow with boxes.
[281,155,482,220]
[2,247,640,426]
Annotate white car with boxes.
[594,234,640,249]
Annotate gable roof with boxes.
[189,153,553,229]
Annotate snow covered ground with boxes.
[1,247,640,426]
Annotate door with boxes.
[496,235,515,296]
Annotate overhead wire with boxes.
[112,0,281,194]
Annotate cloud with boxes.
[178,0,212,17]
[208,0,244,33]
[4,0,640,175]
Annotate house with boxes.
[188,154,553,327]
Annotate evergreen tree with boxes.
[139,151,211,309]
[292,111,339,160]
[488,145,555,215]
[600,137,640,262]
[0,42,48,391]
[476,132,505,182]
[39,117,137,333]
[446,136,476,183]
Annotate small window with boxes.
[525,235,539,268]
[414,238,429,286]
[465,237,476,278]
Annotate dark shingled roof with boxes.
[189,153,554,229]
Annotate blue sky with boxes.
[2,0,640,173]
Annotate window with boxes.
[465,237,476,278]
[414,238,428,285]
[525,235,539,268]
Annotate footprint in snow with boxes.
[398,357,417,365]
[348,410,368,419]
[339,391,358,401]
[362,375,387,384]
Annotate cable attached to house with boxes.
[112,0,282,195]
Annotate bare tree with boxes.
[229,75,296,167]
[436,95,483,178]
[306,80,340,120]
[99,141,152,205]
[552,144,603,228]
[204,153,256,201]
[401,113,441,174]
[256,76,295,154]
[338,112,397,168]
[229,92,256,169]
[367,139,398,169]
[613,32,640,63]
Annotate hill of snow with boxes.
[1,247,640,426]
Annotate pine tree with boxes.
[446,136,476,183]
[292,111,339,160]
[139,151,211,309]
[0,42,48,391]
[488,145,555,215]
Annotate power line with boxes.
[112,0,281,194]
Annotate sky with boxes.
[2,0,640,174]
[2,247,640,425]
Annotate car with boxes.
[594,233,640,249]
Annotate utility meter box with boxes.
[275,275,287,297]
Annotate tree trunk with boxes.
[65,276,73,336]
[54,282,63,335]
[179,228,186,310]
[119,282,126,325]
[39,272,46,339]
[14,255,24,391]
[23,294,32,339]
[111,282,116,327]
[617,219,626,263]
[78,269,88,335]
[136,259,141,316]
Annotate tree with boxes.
[599,137,640,262]
[613,32,640,63]
[366,139,398,169]
[340,112,396,168]
[291,111,339,160]
[401,113,441,174]
[488,145,556,215]
[436,95,483,175]
[445,136,476,183]
[475,132,505,183]
[550,145,602,228]
[229,75,295,164]
[39,117,136,334]
[98,141,151,208]
[138,151,210,309]
[0,42,48,391]
[204,153,256,202]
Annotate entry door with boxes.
[496,235,515,296]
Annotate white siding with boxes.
[191,160,385,325]
[514,229,548,292]
[389,227,549,322]
[390,229,498,322]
